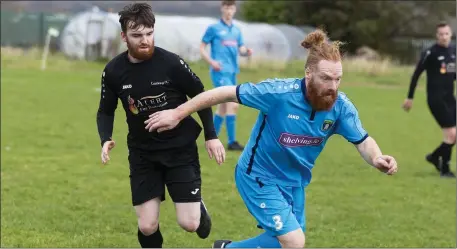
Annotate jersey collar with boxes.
[220,18,233,29]
[301,77,319,118]
[301,77,310,104]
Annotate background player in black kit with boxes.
[96,3,226,248]
[402,22,456,178]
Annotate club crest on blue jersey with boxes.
[321,119,334,132]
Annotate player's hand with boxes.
[205,139,226,165]
[246,48,253,56]
[210,60,221,71]
[144,109,180,133]
[373,155,398,175]
[101,140,116,165]
[402,99,413,112]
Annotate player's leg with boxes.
[211,72,226,135]
[226,101,241,149]
[129,150,165,248]
[440,126,456,176]
[214,166,303,248]
[426,100,449,169]
[439,96,456,177]
[164,142,212,239]
[135,198,163,248]
[277,229,306,248]
[215,229,304,248]
[215,103,227,134]
[285,186,307,247]
[272,185,306,248]
[226,73,244,150]
[427,98,456,177]
[168,168,212,238]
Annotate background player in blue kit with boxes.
[200,0,253,151]
[146,29,398,248]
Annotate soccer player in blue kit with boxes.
[145,29,399,248]
[200,0,253,151]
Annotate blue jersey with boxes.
[235,78,369,187]
[201,19,244,74]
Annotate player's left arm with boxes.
[334,101,398,175]
[170,57,218,142]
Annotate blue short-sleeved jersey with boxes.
[201,19,244,74]
[235,78,369,187]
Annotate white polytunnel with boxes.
[158,15,220,62]
[59,6,122,61]
[153,15,185,58]
[273,24,309,60]
[59,7,314,63]
[237,21,291,63]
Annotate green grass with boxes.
[1,50,455,248]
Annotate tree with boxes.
[241,0,455,58]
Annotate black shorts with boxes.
[128,142,202,206]
[428,94,456,128]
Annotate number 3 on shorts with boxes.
[273,215,283,231]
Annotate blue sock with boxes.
[213,114,224,135]
[226,232,281,248]
[225,115,236,144]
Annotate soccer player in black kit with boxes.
[403,22,456,178]
[96,3,226,248]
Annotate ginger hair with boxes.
[301,29,344,71]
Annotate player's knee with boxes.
[177,214,200,232]
[138,219,159,236]
[278,230,305,248]
[227,102,239,114]
[448,128,456,143]
[216,104,227,116]
[443,127,456,143]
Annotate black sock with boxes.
[440,143,455,173]
[138,225,163,248]
[431,142,448,159]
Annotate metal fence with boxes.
[1,10,71,48]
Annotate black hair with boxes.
[436,21,449,29]
[118,3,155,33]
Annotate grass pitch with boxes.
[1,49,455,248]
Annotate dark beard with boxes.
[126,40,154,61]
[306,80,338,111]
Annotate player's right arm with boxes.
[145,80,280,132]
[96,69,118,164]
[334,100,398,175]
[403,49,430,111]
[200,25,221,71]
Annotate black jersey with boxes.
[96,47,217,152]
[407,43,456,100]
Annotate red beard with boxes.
[126,39,154,61]
[306,80,338,111]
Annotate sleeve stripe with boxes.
[236,84,242,104]
[420,50,430,66]
[351,133,369,145]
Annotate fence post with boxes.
[39,12,45,47]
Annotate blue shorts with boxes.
[234,165,306,237]
[210,72,237,88]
